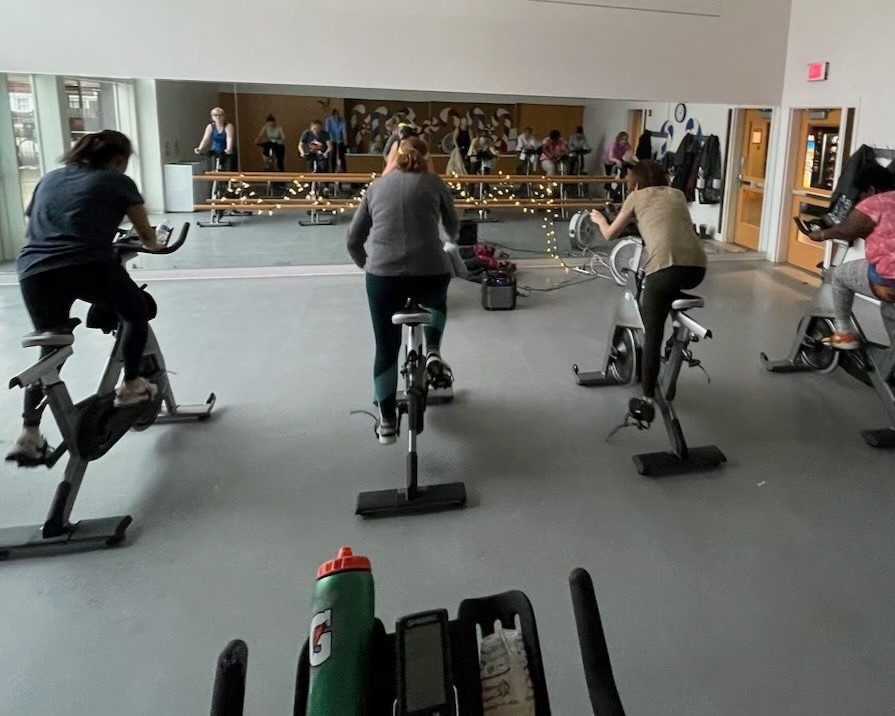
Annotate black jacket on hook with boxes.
[697,134,723,204]
[672,133,700,202]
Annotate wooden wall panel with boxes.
[220,92,347,171]
[517,104,584,142]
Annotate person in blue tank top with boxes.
[194,107,236,171]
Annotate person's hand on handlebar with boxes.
[590,209,611,236]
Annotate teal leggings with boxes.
[366,273,450,414]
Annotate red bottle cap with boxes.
[316,546,371,579]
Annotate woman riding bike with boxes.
[5,130,165,465]
[808,165,895,347]
[590,160,707,424]
[347,136,459,444]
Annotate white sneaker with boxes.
[5,432,51,467]
[426,353,454,401]
[114,377,158,408]
[376,406,398,445]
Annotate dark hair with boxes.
[627,160,667,190]
[855,165,895,194]
[576,126,584,134]
[398,122,419,140]
[266,114,276,122]
[311,119,322,127]
[62,130,132,169]
[549,129,560,141]
[396,136,430,173]
[332,109,340,116]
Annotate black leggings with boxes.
[19,262,150,426]
[639,265,706,399]
[329,143,347,172]
[260,142,285,171]
[365,273,450,415]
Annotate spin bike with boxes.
[761,223,895,448]
[356,301,466,517]
[198,150,246,228]
[298,150,335,227]
[469,149,499,224]
[571,230,726,476]
[568,210,644,285]
[0,224,216,558]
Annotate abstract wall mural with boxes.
[347,100,519,153]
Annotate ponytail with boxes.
[395,136,430,174]
[62,130,132,169]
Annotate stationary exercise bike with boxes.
[197,150,243,228]
[356,301,466,517]
[299,150,335,227]
[761,221,895,448]
[208,567,627,715]
[470,148,499,224]
[570,147,592,198]
[568,210,645,284]
[0,224,216,558]
[571,221,726,475]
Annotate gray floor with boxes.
[0,263,893,715]
[0,210,757,274]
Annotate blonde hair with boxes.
[396,137,430,173]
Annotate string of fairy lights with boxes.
[213,170,577,273]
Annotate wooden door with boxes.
[732,109,771,250]
[785,109,845,273]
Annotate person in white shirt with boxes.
[254,114,285,171]
[515,126,539,174]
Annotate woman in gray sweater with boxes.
[347,136,460,444]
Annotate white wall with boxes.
[155,80,222,164]
[761,0,895,262]
[583,100,732,239]
[0,0,791,106]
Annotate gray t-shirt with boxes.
[18,164,143,279]
[346,171,459,276]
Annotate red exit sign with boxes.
[807,62,829,82]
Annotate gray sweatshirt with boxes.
[347,171,460,276]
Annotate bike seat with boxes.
[392,301,433,326]
[671,293,704,311]
[21,318,81,348]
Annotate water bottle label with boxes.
[309,610,333,667]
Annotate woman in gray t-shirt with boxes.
[346,137,460,444]
[7,131,166,465]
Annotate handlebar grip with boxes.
[209,639,248,716]
[569,568,626,716]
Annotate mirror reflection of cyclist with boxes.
[194,107,236,171]
[808,166,895,349]
[255,113,285,172]
[299,119,332,173]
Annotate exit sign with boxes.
[807,62,829,82]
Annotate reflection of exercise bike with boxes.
[197,150,251,228]
[356,301,466,517]
[761,223,895,448]
[299,150,335,227]
[571,231,726,476]
[1,225,216,559]
[568,210,645,285]
[209,567,627,715]
[470,148,499,224]
[570,148,592,197]
[519,146,541,198]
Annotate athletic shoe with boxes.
[821,332,861,351]
[376,406,398,445]
[114,377,158,408]
[4,432,51,467]
[426,353,454,401]
[628,396,655,425]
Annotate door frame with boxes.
[721,107,774,249]
[765,99,862,266]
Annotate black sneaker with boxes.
[376,407,397,445]
[426,353,454,401]
[628,397,655,425]
[5,432,51,467]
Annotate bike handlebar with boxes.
[113,223,191,255]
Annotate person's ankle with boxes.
[22,425,41,439]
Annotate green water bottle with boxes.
[306,546,375,715]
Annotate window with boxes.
[6,74,42,210]
[63,78,120,146]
